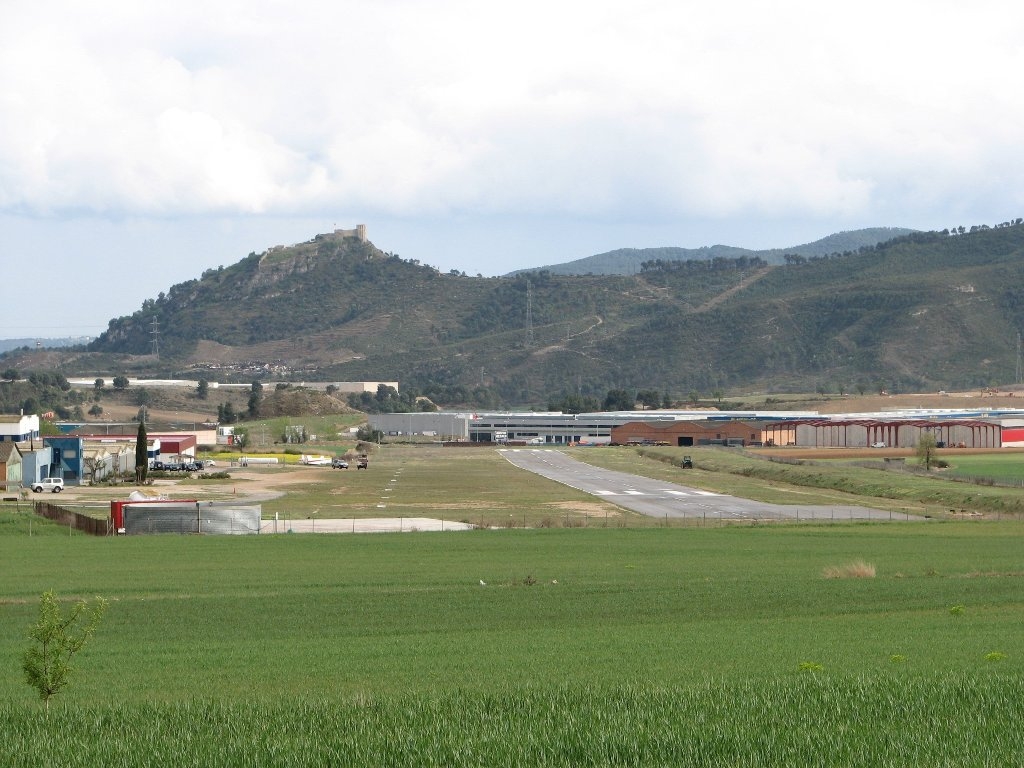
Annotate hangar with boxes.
[762,417,1002,449]
[609,420,761,447]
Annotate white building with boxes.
[0,414,40,442]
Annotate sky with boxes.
[3,1,1024,337]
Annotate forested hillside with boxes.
[71,222,1024,407]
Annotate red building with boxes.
[610,420,761,447]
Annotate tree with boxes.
[376,383,399,402]
[247,380,263,418]
[3,368,17,382]
[88,404,103,417]
[547,392,599,414]
[603,389,633,411]
[112,375,129,390]
[917,432,939,470]
[22,590,107,712]
[218,402,237,424]
[356,424,383,443]
[135,420,148,483]
[94,377,104,392]
[196,378,209,400]
[636,389,661,410]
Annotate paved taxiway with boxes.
[500,449,914,521]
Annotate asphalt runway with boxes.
[499,449,915,522]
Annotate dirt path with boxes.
[692,266,773,313]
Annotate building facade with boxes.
[0,414,40,442]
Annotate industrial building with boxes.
[370,408,1024,449]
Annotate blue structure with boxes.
[42,436,85,484]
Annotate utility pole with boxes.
[150,317,160,359]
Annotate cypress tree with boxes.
[135,420,148,483]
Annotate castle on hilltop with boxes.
[334,224,367,241]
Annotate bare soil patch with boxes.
[545,500,622,517]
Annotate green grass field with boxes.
[2,507,1023,765]
[944,452,1024,483]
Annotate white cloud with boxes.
[3,1,1024,229]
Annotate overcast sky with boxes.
[3,1,1023,337]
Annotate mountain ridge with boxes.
[6,223,1023,409]
[507,227,917,276]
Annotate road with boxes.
[499,449,914,522]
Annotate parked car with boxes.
[356,456,369,469]
[871,442,886,448]
[332,458,349,469]
[33,477,64,493]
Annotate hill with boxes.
[8,223,1024,409]
[0,337,94,354]
[508,227,916,276]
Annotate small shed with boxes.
[17,442,52,487]
[0,442,24,493]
